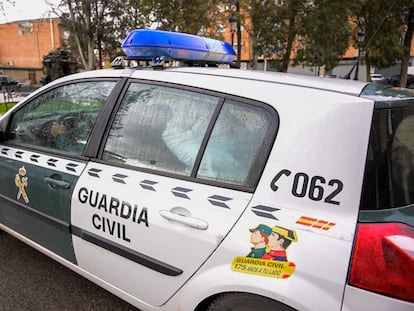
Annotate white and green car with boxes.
[0,30,413,311]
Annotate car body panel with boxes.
[342,285,414,311]
[167,90,374,311]
[71,162,253,306]
[0,145,86,262]
[0,58,412,311]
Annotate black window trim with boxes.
[84,77,129,158]
[95,78,280,193]
[190,97,224,177]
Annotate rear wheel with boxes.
[206,293,296,311]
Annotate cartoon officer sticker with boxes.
[262,226,298,261]
[15,166,29,204]
[231,224,298,279]
[246,224,272,258]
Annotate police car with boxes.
[0,30,413,311]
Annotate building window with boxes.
[18,22,33,35]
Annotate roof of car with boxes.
[159,67,369,96]
[47,66,369,98]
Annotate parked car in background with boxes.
[0,75,21,91]
[369,73,385,82]
[387,74,414,88]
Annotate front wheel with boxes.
[206,293,296,311]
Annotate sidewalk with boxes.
[0,93,29,117]
[1,94,27,103]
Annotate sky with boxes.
[0,0,61,24]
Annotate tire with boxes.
[206,293,296,311]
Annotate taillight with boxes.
[349,222,414,302]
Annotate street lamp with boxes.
[229,15,237,48]
[228,0,241,67]
[354,31,365,80]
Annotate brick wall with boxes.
[0,18,64,84]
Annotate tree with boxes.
[241,0,351,72]
[400,5,414,87]
[99,0,153,64]
[243,0,283,70]
[59,0,106,70]
[111,0,152,46]
[149,0,225,35]
[349,0,411,80]
[54,0,223,70]
[40,48,78,85]
[55,0,131,70]
[54,0,94,70]
[0,0,14,15]
[53,0,153,70]
[294,0,352,72]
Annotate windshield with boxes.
[360,83,414,210]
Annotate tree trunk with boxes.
[88,39,95,70]
[281,15,296,73]
[67,1,88,70]
[400,7,414,87]
[249,30,258,70]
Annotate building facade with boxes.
[0,18,64,85]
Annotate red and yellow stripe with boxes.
[296,216,335,231]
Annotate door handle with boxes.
[43,177,70,189]
[159,210,209,230]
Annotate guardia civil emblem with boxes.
[15,166,29,203]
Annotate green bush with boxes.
[0,102,16,114]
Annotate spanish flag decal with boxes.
[296,216,335,231]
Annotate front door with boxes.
[0,80,117,262]
[0,146,85,262]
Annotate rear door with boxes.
[0,80,117,262]
[71,81,278,306]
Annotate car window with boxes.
[7,80,116,155]
[102,82,276,188]
[197,100,272,187]
[361,83,414,209]
[102,83,219,175]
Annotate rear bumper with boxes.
[341,285,413,311]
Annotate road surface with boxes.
[0,231,139,310]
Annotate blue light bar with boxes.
[121,29,236,64]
